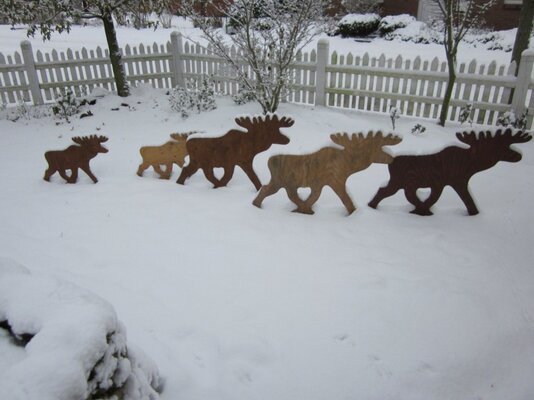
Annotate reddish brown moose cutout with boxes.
[137,132,194,179]
[253,131,402,215]
[43,135,108,183]
[368,128,532,216]
[177,114,293,190]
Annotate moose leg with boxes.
[421,186,444,213]
[299,187,323,215]
[240,162,262,191]
[80,165,98,183]
[368,182,401,209]
[202,168,223,188]
[252,181,281,208]
[451,183,479,215]
[58,169,72,183]
[43,167,57,181]
[177,161,199,184]
[330,184,356,215]
[215,165,235,188]
[156,163,172,180]
[136,162,150,177]
[66,168,79,184]
[404,187,432,216]
[286,187,313,215]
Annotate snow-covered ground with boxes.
[1,16,534,400]
[0,16,527,65]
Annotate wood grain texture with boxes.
[177,115,293,190]
[43,135,108,184]
[137,132,192,179]
[253,131,402,215]
[368,128,532,215]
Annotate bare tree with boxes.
[180,0,328,114]
[511,0,534,70]
[1,0,169,97]
[432,0,495,126]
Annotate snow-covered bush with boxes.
[411,123,426,135]
[459,103,473,126]
[378,14,416,36]
[390,106,401,130]
[497,109,528,130]
[335,13,380,38]
[51,88,81,123]
[384,20,441,44]
[232,87,257,105]
[0,258,163,400]
[169,75,217,119]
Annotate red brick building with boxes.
[381,0,522,31]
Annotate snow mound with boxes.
[0,259,163,400]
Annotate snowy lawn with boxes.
[0,85,533,399]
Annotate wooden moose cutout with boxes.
[137,132,192,179]
[177,114,293,190]
[43,135,108,183]
[253,131,402,215]
[368,128,532,215]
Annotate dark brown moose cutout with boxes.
[177,114,293,190]
[368,128,532,216]
[253,131,402,215]
[43,135,109,183]
[137,132,193,179]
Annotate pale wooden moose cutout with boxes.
[177,114,293,190]
[368,128,532,215]
[137,132,194,179]
[43,135,108,183]
[253,131,402,215]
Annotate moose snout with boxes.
[277,134,290,145]
[504,149,522,163]
[100,146,109,153]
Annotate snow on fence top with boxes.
[0,32,533,128]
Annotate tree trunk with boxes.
[439,53,456,126]
[102,13,129,97]
[511,0,534,70]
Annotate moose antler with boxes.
[235,116,255,131]
[330,131,402,148]
[457,128,532,146]
[170,131,200,141]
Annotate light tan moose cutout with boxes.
[253,131,402,215]
[137,132,194,179]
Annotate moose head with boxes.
[72,135,109,154]
[456,128,532,163]
[330,131,402,165]
[235,114,293,145]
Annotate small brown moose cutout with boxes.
[177,114,293,190]
[137,132,194,179]
[368,128,532,215]
[253,131,402,215]
[43,135,109,183]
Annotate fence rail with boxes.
[1,31,533,128]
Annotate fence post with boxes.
[170,31,185,88]
[20,40,43,106]
[511,49,534,115]
[315,39,329,107]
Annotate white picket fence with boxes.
[1,31,534,128]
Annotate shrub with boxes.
[497,109,528,130]
[378,14,415,36]
[459,103,473,126]
[335,13,380,38]
[51,88,81,123]
[232,87,257,105]
[411,123,426,135]
[389,106,401,130]
[169,75,217,119]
